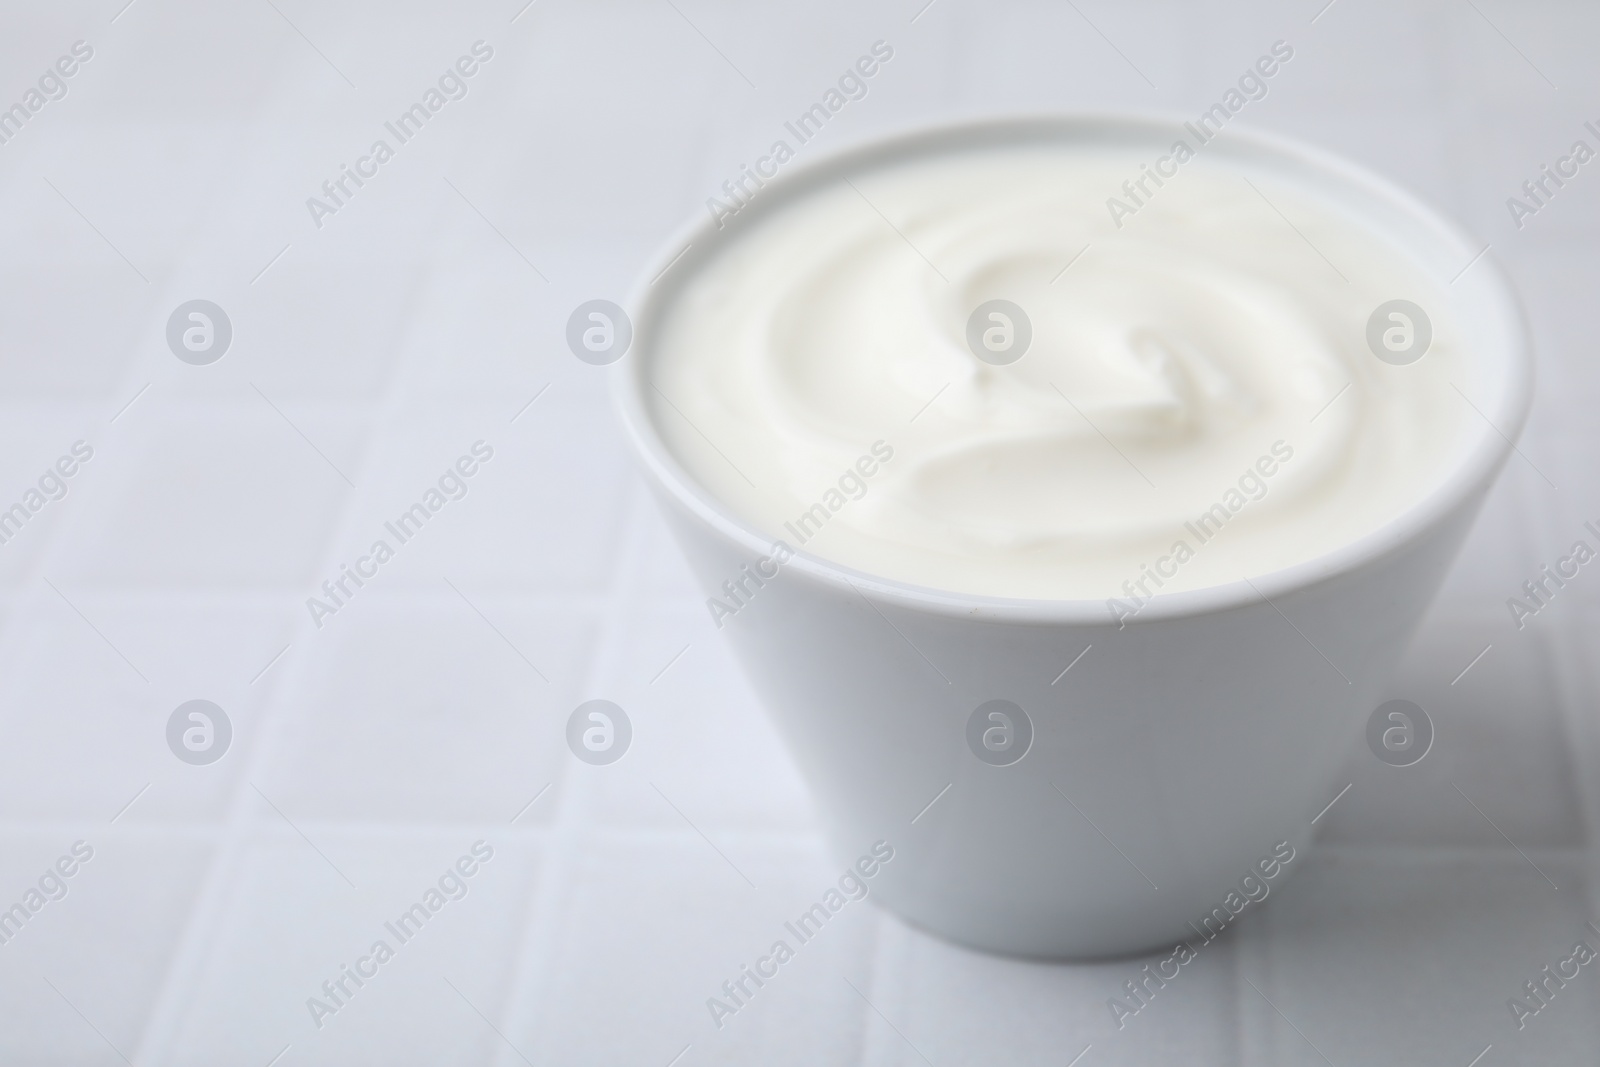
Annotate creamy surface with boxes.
[649,144,1476,600]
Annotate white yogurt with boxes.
[649,143,1475,601]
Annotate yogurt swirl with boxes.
[649,144,1472,600]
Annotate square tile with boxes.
[509,835,876,1066]
[1241,847,1597,1066]
[52,401,361,588]
[0,833,214,1065]
[263,593,594,823]
[165,830,541,1067]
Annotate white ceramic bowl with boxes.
[613,115,1533,958]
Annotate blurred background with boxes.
[0,0,1597,1063]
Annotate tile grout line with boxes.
[0,201,208,1060]
[1233,867,1280,1067]
[851,885,915,1066]
[485,483,657,1067]
[1498,437,1597,909]
[1544,599,1600,921]
[129,234,435,1063]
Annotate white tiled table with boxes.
[1,1,1597,1063]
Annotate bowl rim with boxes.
[611,111,1535,625]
